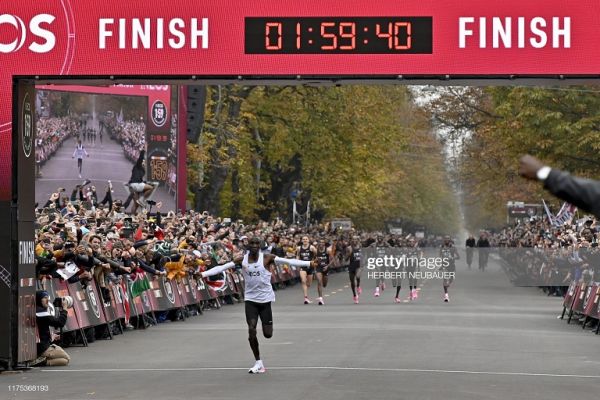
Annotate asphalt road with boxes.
[2,254,600,400]
[35,134,176,212]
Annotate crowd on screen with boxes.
[104,119,147,163]
[35,111,148,168]
[35,117,79,166]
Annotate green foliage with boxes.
[188,85,460,233]
[423,85,600,231]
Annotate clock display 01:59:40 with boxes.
[245,17,433,54]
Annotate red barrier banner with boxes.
[172,279,185,308]
[563,281,577,309]
[180,277,199,306]
[68,281,107,329]
[108,282,127,321]
[231,271,244,295]
[206,284,219,300]
[583,284,599,318]
[571,283,587,314]
[99,282,127,323]
[271,265,281,284]
[149,275,180,311]
[195,276,213,301]
[226,272,238,295]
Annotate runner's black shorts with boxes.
[316,266,328,275]
[245,301,273,326]
[348,263,361,273]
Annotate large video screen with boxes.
[35,89,177,217]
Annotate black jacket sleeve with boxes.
[133,240,150,249]
[544,169,600,218]
[137,258,159,275]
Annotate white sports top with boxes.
[242,251,275,303]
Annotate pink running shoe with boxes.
[353,296,359,304]
[394,297,401,303]
[357,286,362,295]
[414,289,419,300]
[374,287,380,297]
[304,297,312,304]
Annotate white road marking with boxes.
[42,366,600,379]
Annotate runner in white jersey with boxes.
[72,139,89,179]
[201,237,317,374]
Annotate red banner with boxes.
[583,284,600,318]
[571,283,587,315]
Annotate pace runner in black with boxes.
[315,239,331,305]
[297,236,317,304]
[440,236,460,302]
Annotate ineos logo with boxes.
[163,278,175,304]
[86,286,101,319]
[0,14,56,54]
[22,92,32,158]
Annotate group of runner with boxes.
[278,233,461,306]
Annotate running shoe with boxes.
[318,297,325,306]
[394,297,401,303]
[353,295,359,304]
[78,173,82,179]
[444,293,449,302]
[357,286,362,295]
[410,289,416,300]
[248,361,266,374]
[374,287,380,297]
[304,297,312,304]
[413,289,419,300]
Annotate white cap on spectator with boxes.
[192,250,202,258]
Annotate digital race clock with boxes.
[245,17,433,54]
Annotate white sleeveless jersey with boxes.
[242,251,275,303]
